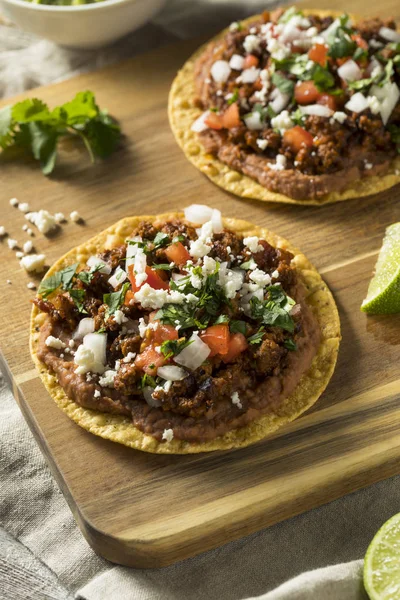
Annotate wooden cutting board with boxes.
[1,0,400,569]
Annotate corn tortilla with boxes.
[30,213,341,454]
[168,9,400,206]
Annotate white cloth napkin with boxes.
[0,1,396,598]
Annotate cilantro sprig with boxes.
[250,285,295,333]
[160,338,193,359]
[103,282,130,318]
[0,91,120,175]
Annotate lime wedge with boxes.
[361,223,400,314]
[364,513,400,599]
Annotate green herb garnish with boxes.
[153,232,170,249]
[214,314,230,325]
[230,320,247,335]
[228,89,239,105]
[152,263,174,271]
[69,289,88,314]
[328,30,356,59]
[141,374,157,389]
[250,285,295,333]
[38,263,78,298]
[271,72,295,96]
[284,338,297,351]
[247,327,265,345]
[312,64,335,92]
[0,91,120,175]
[103,282,130,317]
[160,338,193,359]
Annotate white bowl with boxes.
[0,0,167,49]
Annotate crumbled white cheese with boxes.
[162,428,174,442]
[114,309,128,325]
[331,111,347,124]
[267,38,291,61]
[54,212,65,223]
[243,236,263,253]
[27,229,34,237]
[256,138,268,151]
[0,226,6,236]
[70,211,81,223]
[23,240,33,254]
[229,21,240,32]
[27,282,36,290]
[94,389,101,398]
[369,39,384,49]
[249,269,272,287]
[202,256,218,276]
[243,34,261,54]
[18,203,30,213]
[7,239,18,250]
[271,110,294,132]
[123,352,136,363]
[189,238,212,259]
[267,154,287,171]
[229,54,245,70]
[367,95,380,115]
[74,345,105,375]
[99,370,117,388]
[69,339,75,349]
[16,251,24,259]
[9,198,18,207]
[6,280,11,285]
[364,162,373,170]
[271,269,280,279]
[241,67,261,84]
[26,210,56,235]
[45,336,66,350]
[134,284,168,309]
[20,254,46,273]
[231,392,243,409]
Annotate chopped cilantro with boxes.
[141,374,157,389]
[103,282,130,317]
[38,263,78,298]
[69,289,88,314]
[76,263,104,286]
[266,105,277,119]
[230,320,247,335]
[160,338,193,359]
[250,285,295,333]
[328,29,356,59]
[247,327,265,345]
[353,47,368,62]
[240,258,257,270]
[284,338,297,351]
[278,7,302,24]
[291,107,306,126]
[153,232,170,249]
[209,107,219,113]
[172,234,186,243]
[214,314,230,325]
[155,303,205,330]
[312,64,335,92]
[271,72,294,96]
[152,263,174,270]
[228,89,239,105]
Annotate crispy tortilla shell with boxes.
[168,9,400,206]
[30,213,341,454]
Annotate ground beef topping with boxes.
[34,206,320,443]
[192,7,400,197]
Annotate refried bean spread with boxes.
[34,209,320,444]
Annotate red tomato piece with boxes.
[317,94,337,111]
[351,33,368,50]
[204,112,223,130]
[222,103,241,129]
[128,265,169,292]
[308,43,328,66]
[283,126,314,153]
[243,54,259,69]
[134,345,167,376]
[152,323,179,344]
[200,324,230,357]
[124,290,135,306]
[294,81,320,105]
[222,333,248,364]
[165,241,190,266]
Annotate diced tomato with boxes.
[222,103,241,129]
[134,344,167,376]
[283,126,314,153]
[152,323,179,344]
[124,290,135,306]
[204,112,223,130]
[294,81,320,105]
[317,94,337,111]
[351,33,368,51]
[200,324,230,357]
[243,54,259,69]
[165,241,190,266]
[222,333,248,364]
[308,43,328,66]
[128,265,169,292]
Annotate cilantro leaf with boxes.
[152,263,174,271]
[172,235,185,243]
[214,314,230,325]
[230,320,247,335]
[103,282,130,316]
[312,64,335,92]
[156,303,203,330]
[284,338,297,351]
[250,285,295,333]
[69,289,88,314]
[328,30,356,59]
[228,89,239,105]
[0,91,120,175]
[291,107,306,126]
[247,327,265,345]
[160,338,193,359]
[271,72,294,96]
[240,258,257,270]
[153,232,170,249]
[76,264,105,285]
[38,263,78,298]
[141,374,157,389]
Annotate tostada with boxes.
[169,7,400,204]
[31,206,340,453]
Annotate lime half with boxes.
[361,223,400,314]
[364,513,400,599]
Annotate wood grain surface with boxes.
[1,0,400,568]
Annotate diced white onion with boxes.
[134,248,147,280]
[320,18,341,41]
[211,209,223,234]
[366,58,383,77]
[143,387,161,407]
[229,54,245,70]
[191,111,211,133]
[378,82,400,125]
[174,334,210,370]
[299,104,333,117]
[157,365,188,381]
[379,26,400,43]
[241,67,260,83]
[83,332,107,366]
[171,273,186,282]
[345,92,369,113]
[108,267,127,289]
[125,236,142,270]
[73,317,95,339]
[184,204,214,224]
[337,59,361,82]
[210,60,231,83]
[269,88,290,114]
[86,256,111,275]
[244,111,263,130]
